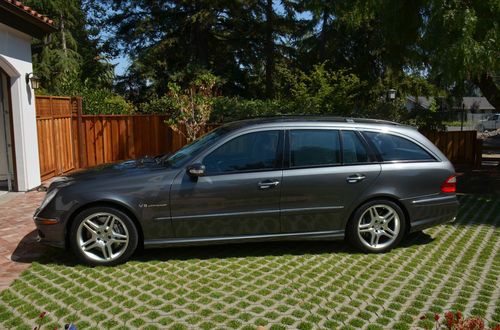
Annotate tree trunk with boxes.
[192,2,209,68]
[474,74,500,111]
[318,7,329,62]
[264,0,274,99]
[60,13,67,55]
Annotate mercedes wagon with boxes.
[34,117,459,265]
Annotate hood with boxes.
[50,157,174,188]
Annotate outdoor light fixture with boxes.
[387,88,396,101]
[26,72,41,89]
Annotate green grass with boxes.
[0,195,499,329]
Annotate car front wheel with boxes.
[69,207,138,266]
[347,200,406,253]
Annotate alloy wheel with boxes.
[76,212,129,262]
[357,204,401,250]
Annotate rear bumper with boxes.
[403,194,459,233]
[409,214,457,233]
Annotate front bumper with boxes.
[33,209,66,249]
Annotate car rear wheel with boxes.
[69,207,138,266]
[347,200,406,253]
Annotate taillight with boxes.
[441,175,457,193]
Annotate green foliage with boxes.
[165,72,219,141]
[423,0,499,92]
[138,96,176,115]
[39,80,135,115]
[280,64,365,116]
[24,0,114,93]
[211,97,293,123]
[409,98,446,132]
[25,0,499,119]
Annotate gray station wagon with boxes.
[34,117,459,265]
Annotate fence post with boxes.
[71,96,87,169]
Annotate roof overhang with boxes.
[0,1,57,38]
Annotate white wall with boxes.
[0,23,41,191]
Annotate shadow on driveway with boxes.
[10,229,435,265]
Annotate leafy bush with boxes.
[420,311,499,330]
[211,97,294,122]
[408,98,446,131]
[38,80,136,115]
[165,72,218,142]
[138,95,176,115]
[279,64,365,116]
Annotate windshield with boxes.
[161,126,230,167]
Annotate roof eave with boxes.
[0,1,57,38]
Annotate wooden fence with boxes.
[36,96,482,181]
[36,96,190,180]
[80,114,188,168]
[422,130,480,166]
[36,96,78,180]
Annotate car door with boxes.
[169,129,283,238]
[280,129,381,233]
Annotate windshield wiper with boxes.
[155,153,172,165]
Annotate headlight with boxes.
[39,188,59,211]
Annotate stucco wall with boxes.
[0,23,41,191]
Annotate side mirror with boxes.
[186,164,205,177]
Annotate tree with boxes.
[24,0,114,93]
[166,72,218,142]
[421,0,500,109]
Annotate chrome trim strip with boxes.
[281,206,344,213]
[169,209,279,220]
[411,195,457,205]
[167,206,344,221]
[144,230,345,247]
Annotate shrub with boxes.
[138,95,176,115]
[165,72,218,142]
[211,97,294,123]
[420,311,499,330]
[38,80,136,115]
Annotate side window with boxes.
[341,131,369,164]
[203,131,280,174]
[363,131,434,161]
[290,130,340,167]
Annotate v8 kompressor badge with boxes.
[139,203,168,208]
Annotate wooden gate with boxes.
[422,130,480,166]
[36,96,77,181]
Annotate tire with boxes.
[346,199,406,253]
[477,124,485,132]
[69,206,138,266]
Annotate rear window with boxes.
[363,131,434,162]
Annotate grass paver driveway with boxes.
[0,195,499,329]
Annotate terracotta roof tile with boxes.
[3,0,54,26]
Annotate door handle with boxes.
[346,174,366,183]
[258,180,280,189]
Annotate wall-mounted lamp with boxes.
[387,88,396,101]
[26,73,41,89]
